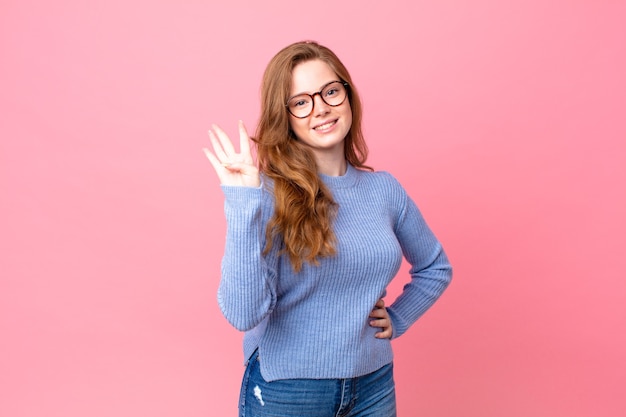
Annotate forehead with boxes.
[291,59,339,95]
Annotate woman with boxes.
[204,41,452,416]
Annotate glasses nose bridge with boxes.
[310,91,330,114]
[310,91,323,101]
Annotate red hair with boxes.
[255,41,371,271]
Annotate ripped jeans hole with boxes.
[253,385,265,406]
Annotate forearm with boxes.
[388,246,452,338]
[217,185,277,331]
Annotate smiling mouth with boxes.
[313,120,337,131]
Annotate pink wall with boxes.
[2,1,625,416]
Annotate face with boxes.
[288,59,352,164]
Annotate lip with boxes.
[312,118,338,131]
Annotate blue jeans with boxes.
[238,350,397,417]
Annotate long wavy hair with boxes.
[255,41,371,272]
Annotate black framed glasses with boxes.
[286,81,349,118]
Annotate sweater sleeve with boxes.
[387,188,453,339]
[216,184,278,331]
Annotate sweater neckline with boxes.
[319,163,359,189]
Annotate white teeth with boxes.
[314,121,335,130]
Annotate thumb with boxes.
[223,162,261,187]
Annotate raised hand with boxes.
[203,121,260,188]
[369,298,393,339]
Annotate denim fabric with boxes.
[239,350,396,417]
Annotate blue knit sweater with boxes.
[218,164,452,382]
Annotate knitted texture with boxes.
[218,164,452,382]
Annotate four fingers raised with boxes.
[203,121,260,188]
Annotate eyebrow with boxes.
[290,80,342,98]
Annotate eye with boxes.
[324,87,339,97]
[290,96,310,108]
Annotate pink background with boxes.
[2,1,625,416]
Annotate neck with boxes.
[316,156,347,177]
[310,144,347,176]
